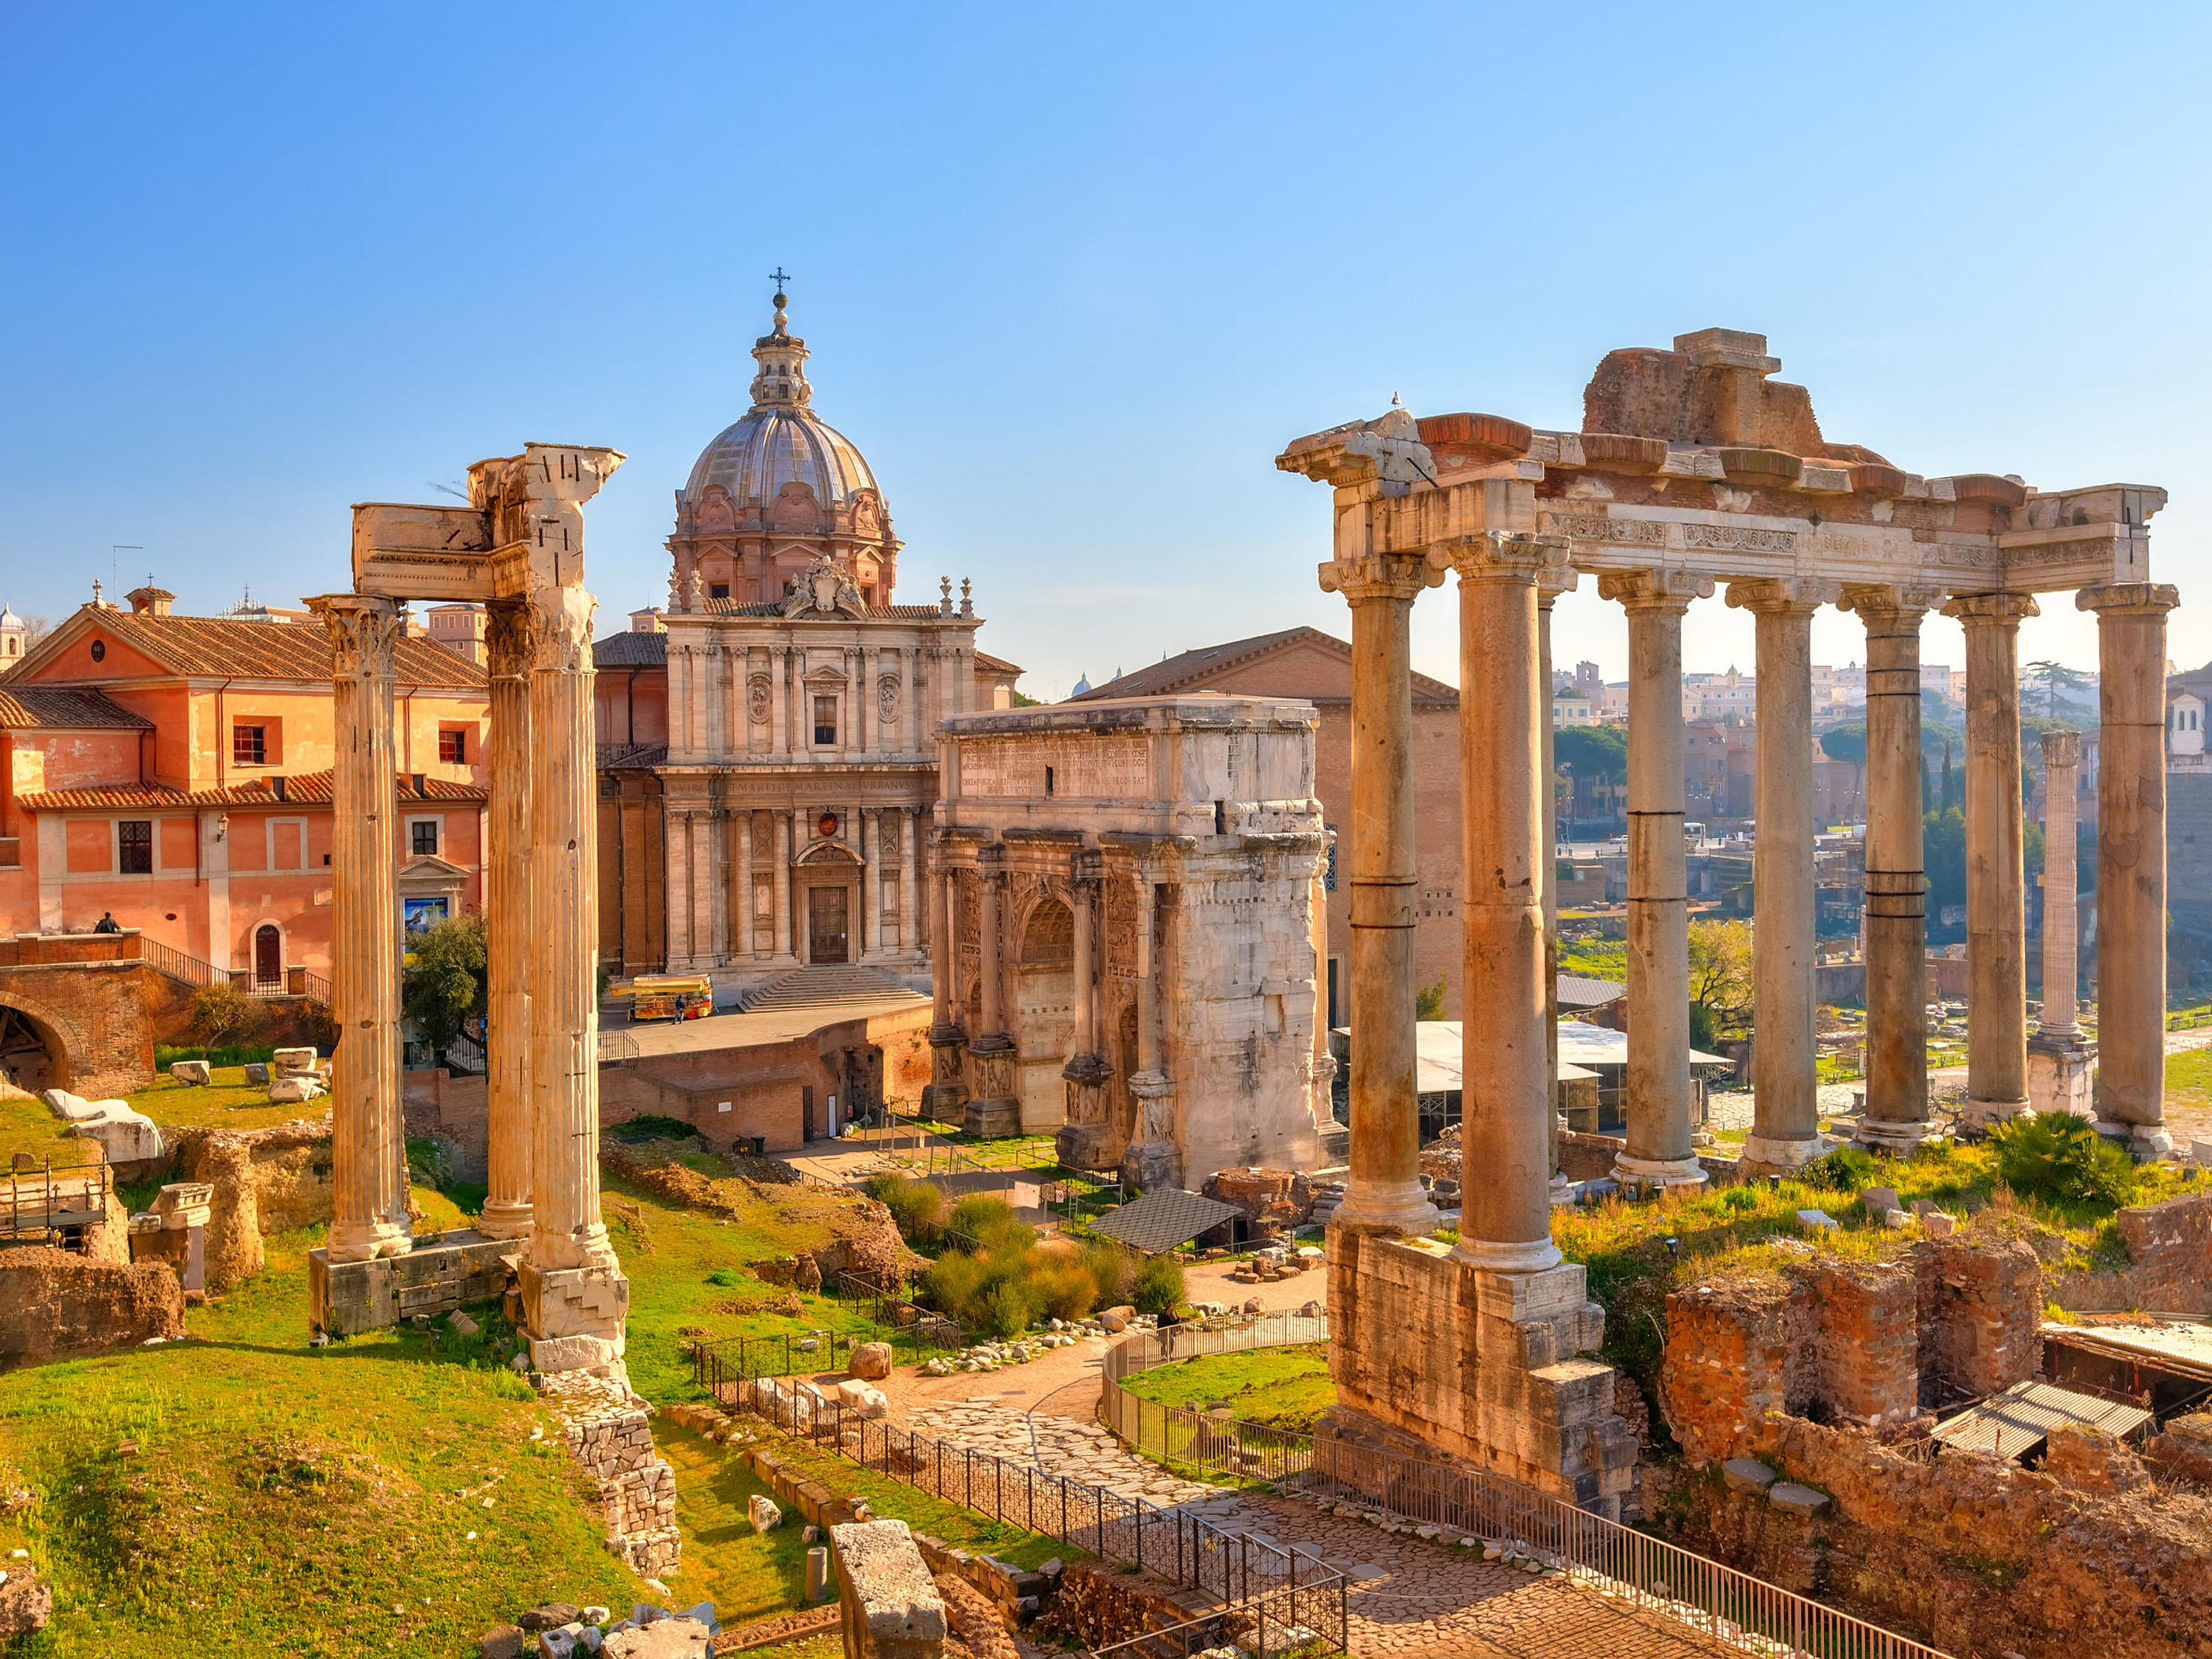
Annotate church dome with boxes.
[680,288,881,509]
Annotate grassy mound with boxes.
[1116,1343,1335,1432]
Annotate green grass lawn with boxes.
[2169,1046,2212,1115]
[0,1070,327,1169]
[1115,1343,1335,1433]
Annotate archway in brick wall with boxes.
[0,1003,66,1095]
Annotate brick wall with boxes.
[1808,1262,1918,1425]
[2054,1191,2212,1315]
[0,959,190,1097]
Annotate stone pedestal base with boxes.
[476,1200,533,1242]
[924,1026,968,1123]
[1119,1138,1184,1193]
[1055,1056,1116,1172]
[1324,1231,1637,1511]
[521,1260,632,1379]
[325,1217,415,1265]
[963,1037,1019,1138]
[2027,1037,2095,1119]
[1739,1133,1832,1176]
[310,1230,514,1337]
[1548,1172,1577,1209]
[1958,1097,2030,1130]
[2093,1119,2176,1160]
[1609,1153,1709,1193]
[1851,1116,1944,1154]
[921,1085,969,1124]
[1329,1177,1438,1236]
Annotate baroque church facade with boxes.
[594,292,1018,993]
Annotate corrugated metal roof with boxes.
[1929,1377,2151,1461]
[0,687,153,730]
[1557,975,1626,1010]
[1089,1187,1243,1255]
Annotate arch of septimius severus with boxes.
[1286,329,2176,1504]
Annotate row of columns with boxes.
[1326,539,2183,1261]
[672,803,924,967]
[314,585,615,1282]
[667,638,969,760]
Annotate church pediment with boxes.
[794,837,862,867]
[780,551,867,619]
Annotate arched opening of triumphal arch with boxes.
[1011,894,1074,1131]
[0,1003,68,1096]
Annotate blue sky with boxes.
[4,2,2207,699]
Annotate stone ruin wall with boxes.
[2052,1191,2212,1315]
[0,1246,184,1368]
[541,1370,681,1579]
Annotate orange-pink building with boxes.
[0,585,489,985]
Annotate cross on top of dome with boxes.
[750,271,811,410]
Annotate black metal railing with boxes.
[687,1342,1346,1653]
[2,1153,113,1253]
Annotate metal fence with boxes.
[141,936,331,1005]
[1098,1313,1951,1659]
[2,1153,113,1252]
[689,1342,1347,1654]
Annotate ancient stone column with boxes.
[1844,585,1942,1151]
[478,598,535,1242]
[1119,871,1183,1191]
[1729,577,1836,1172]
[1947,592,2039,1127]
[1057,856,1113,1171]
[1600,570,1712,1190]
[1538,567,1574,1206]
[2081,581,2180,1153]
[735,809,754,961]
[899,807,918,953]
[862,810,882,958]
[1318,548,1444,1235]
[2029,728,2094,1117]
[964,846,1020,1136]
[924,851,968,1123]
[310,593,413,1263]
[521,583,629,1373]
[1444,532,1564,1273]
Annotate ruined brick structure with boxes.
[543,1370,682,1579]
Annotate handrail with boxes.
[141,937,332,1006]
[1098,1313,1953,1659]
[689,1341,1347,1653]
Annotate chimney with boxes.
[411,773,427,797]
[271,775,288,803]
[125,585,175,616]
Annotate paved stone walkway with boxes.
[912,1405,1740,1659]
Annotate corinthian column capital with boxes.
[1942,592,2041,627]
[1597,567,1714,613]
[484,596,536,678]
[309,592,404,679]
[1840,581,1945,622]
[529,585,598,673]
[1725,576,1839,616]
[1318,550,1443,604]
[1428,529,1567,585]
[2040,727,2081,768]
[2076,581,2180,616]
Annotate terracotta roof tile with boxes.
[58,609,484,688]
[0,687,154,730]
[594,631,668,668]
[18,769,486,812]
[1072,626,1460,707]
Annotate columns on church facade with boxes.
[965,845,1021,1136]
[1947,592,2039,1127]
[1445,532,1564,1273]
[862,810,882,956]
[311,593,413,1263]
[1729,577,1835,1173]
[2082,581,2180,1153]
[478,599,535,1240]
[1057,852,1115,1171]
[899,807,918,953]
[1845,584,1942,1151]
[734,809,754,961]
[773,811,794,960]
[1601,569,1711,1190]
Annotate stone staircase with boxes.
[737,965,925,1014]
[1306,1176,1348,1227]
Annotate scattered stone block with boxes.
[1923,1212,1957,1238]
[450,1312,480,1337]
[271,1046,319,1077]
[1767,1482,1830,1517]
[62,1105,163,1168]
[1795,1209,1839,1232]
[581,1606,611,1627]
[849,1341,893,1380]
[521,1605,582,1632]
[1097,1306,1133,1333]
[1721,1458,1776,1494]
[268,1074,327,1104]
[601,1621,711,1659]
[168,1059,211,1085]
[749,1494,783,1533]
[243,1063,269,1084]
[1860,1187,1901,1215]
[806,1544,830,1601]
[479,1627,526,1659]
[1883,1209,1915,1230]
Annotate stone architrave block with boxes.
[830,1518,946,1659]
[749,1494,783,1533]
[41,1090,111,1122]
[1768,1482,1830,1517]
[64,1106,162,1166]
[271,1047,319,1077]
[268,1075,327,1104]
[243,1063,269,1084]
[168,1059,211,1085]
[601,1620,713,1659]
[1795,1209,1838,1232]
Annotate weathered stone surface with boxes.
[521,1604,583,1632]
[600,1619,711,1659]
[849,1341,893,1380]
[0,1247,184,1368]
[2044,1423,2147,1494]
[831,1518,946,1659]
[479,1625,526,1659]
[2054,1191,2212,1315]
[1721,1457,1776,1494]
[749,1494,783,1533]
[268,1074,328,1104]
[62,1103,163,1168]
[0,1567,52,1638]
[271,1046,320,1076]
[1767,1480,1829,1517]
[175,1119,333,1292]
[168,1059,211,1085]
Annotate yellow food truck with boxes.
[608,974,715,1022]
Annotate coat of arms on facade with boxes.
[781,551,867,619]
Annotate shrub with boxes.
[1803,1146,1880,1194]
[1131,1253,1185,1316]
[921,1251,987,1321]
[1719,1185,1759,1213]
[865,1174,947,1241]
[1031,1258,1100,1323]
[946,1194,1033,1253]
[1080,1240,1134,1307]
[1991,1114,2136,1209]
[189,980,262,1059]
[976,1280,1032,1340]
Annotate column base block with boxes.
[475,1201,533,1242]
[521,1260,632,1379]
[325,1218,415,1265]
[1548,1172,1577,1209]
[1958,1097,2031,1129]
[2093,1119,2176,1160]
[309,1229,515,1337]
[2027,1038,2096,1119]
[1453,1235,1564,1273]
[1327,1178,1439,1237]
[1738,1133,1833,1176]
[1119,1138,1184,1193]
[1323,1234,1637,1513]
[1851,1116,1944,1153]
[920,1084,969,1124]
[1610,1153,1709,1192]
[962,1097,1022,1138]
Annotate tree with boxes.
[1924,806,1967,931]
[1819,724,1866,821]
[401,912,488,1052]
[2025,659,2095,722]
[189,980,261,1060]
[1939,739,1960,814]
[1687,920,1753,1036]
[1414,972,1449,1021]
[1555,724,1629,824]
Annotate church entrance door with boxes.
[807,887,849,965]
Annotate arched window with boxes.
[253,924,282,987]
